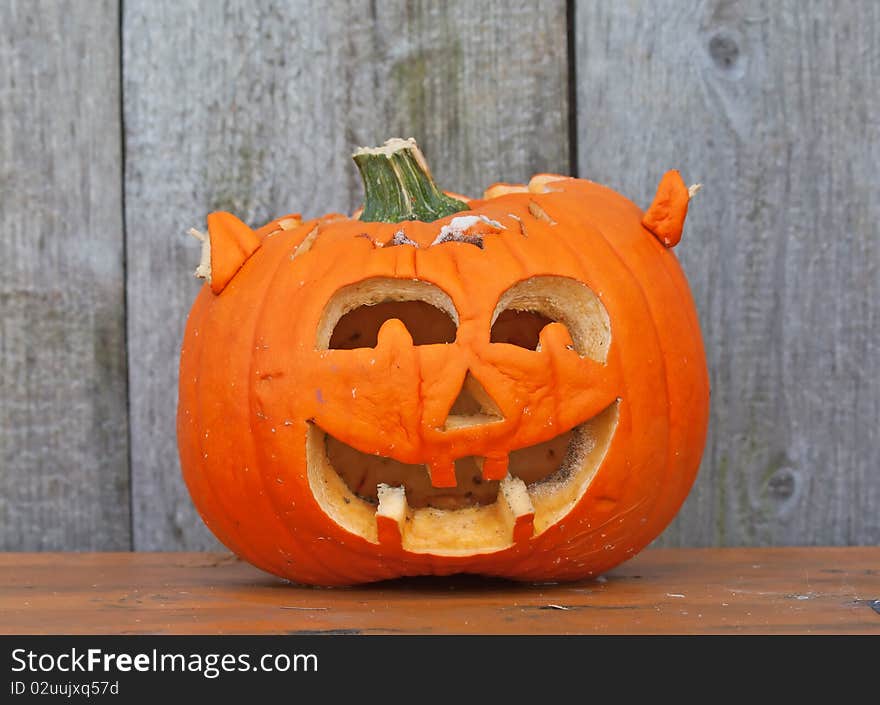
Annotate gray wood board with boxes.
[124,0,570,550]
[574,0,879,546]
[0,1,130,549]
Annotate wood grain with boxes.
[123,0,570,550]
[0,0,130,549]
[1,548,877,634]
[574,0,880,547]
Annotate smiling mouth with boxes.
[306,401,620,555]
[325,433,574,511]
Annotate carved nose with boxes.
[442,371,504,431]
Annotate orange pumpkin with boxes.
[178,138,709,585]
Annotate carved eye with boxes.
[319,278,458,350]
[329,301,456,349]
[490,276,611,362]
[490,310,554,350]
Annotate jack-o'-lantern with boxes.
[178,138,709,585]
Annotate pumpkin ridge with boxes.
[191,292,278,568]
[485,208,532,279]
[565,198,674,551]
[179,291,242,555]
[602,244,683,545]
[245,231,350,582]
[629,225,708,529]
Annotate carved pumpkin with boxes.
[178,138,709,585]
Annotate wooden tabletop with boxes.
[1,548,878,635]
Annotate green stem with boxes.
[353,138,468,223]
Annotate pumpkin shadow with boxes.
[361,574,557,593]
[267,573,607,594]
[212,554,609,593]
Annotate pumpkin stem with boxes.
[353,138,468,223]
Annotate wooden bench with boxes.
[2,548,877,635]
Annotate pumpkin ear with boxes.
[191,212,262,294]
[641,170,701,248]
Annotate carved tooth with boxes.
[376,484,408,547]
[481,453,509,481]
[498,475,535,543]
[427,459,457,488]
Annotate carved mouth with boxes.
[324,431,576,511]
[307,402,619,555]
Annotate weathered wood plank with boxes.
[575,0,880,546]
[124,0,570,549]
[0,1,130,549]
[2,548,878,634]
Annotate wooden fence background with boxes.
[1,0,877,552]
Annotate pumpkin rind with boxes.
[177,144,709,586]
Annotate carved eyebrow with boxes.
[388,231,419,247]
[352,214,506,251]
[430,215,505,249]
[431,231,484,249]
